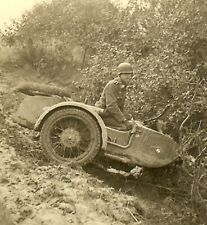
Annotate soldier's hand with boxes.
[123,120,133,130]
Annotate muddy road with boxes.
[0,65,199,225]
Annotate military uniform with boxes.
[95,77,129,129]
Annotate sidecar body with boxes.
[34,101,179,168]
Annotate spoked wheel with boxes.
[40,108,102,165]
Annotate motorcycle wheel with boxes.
[40,108,101,165]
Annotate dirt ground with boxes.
[0,64,204,225]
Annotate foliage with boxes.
[1,0,119,76]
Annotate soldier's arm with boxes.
[105,83,126,123]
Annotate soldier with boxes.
[95,62,133,130]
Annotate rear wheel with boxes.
[40,108,101,165]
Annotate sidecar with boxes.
[34,101,179,168]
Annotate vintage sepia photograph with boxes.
[0,0,206,224]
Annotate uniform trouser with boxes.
[100,115,128,130]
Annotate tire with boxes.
[40,108,101,165]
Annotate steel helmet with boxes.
[117,62,133,75]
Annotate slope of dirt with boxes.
[0,64,146,225]
[0,138,143,225]
[0,64,203,225]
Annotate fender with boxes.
[34,101,108,150]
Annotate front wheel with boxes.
[40,108,102,165]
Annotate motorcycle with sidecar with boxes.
[33,101,179,168]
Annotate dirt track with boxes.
[0,65,198,225]
[0,139,144,225]
[0,65,147,225]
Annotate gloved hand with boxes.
[123,119,133,130]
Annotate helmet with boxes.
[117,62,133,75]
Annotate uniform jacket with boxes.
[95,77,127,123]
